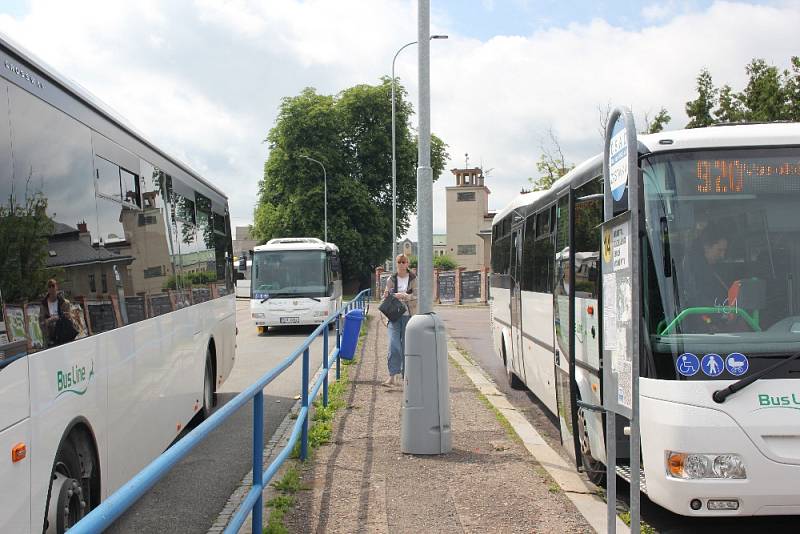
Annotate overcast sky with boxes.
[1,0,798,239]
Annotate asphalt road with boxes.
[435,304,798,534]
[110,299,331,533]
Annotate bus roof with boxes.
[254,238,339,253]
[494,122,800,227]
[0,31,227,200]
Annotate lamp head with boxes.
[431,34,448,40]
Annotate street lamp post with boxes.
[299,155,327,242]
[390,34,447,272]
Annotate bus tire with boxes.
[502,338,525,390]
[577,404,606,485]
[201,352,217,420]
[44,431,96,534]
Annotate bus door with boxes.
[552,194,577,462]
[510,224,526,381]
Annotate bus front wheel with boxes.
[44,432,96,534]
[201,352,217,420]
[577,405,606,485]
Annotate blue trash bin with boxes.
[339,308,365,360]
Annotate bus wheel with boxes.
[45,437,90,534]
[502,340,525,390]
[201,352,217,420]
[577,405,606,485]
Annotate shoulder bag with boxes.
[379,293,406,323]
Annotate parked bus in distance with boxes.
[250,238,342,333]
[0,34,236,533]
[490,122,800,516]
[235,256,252,299]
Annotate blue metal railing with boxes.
[71,289,371,534]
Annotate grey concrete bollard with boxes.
[400,313,452,454]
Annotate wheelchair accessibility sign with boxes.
[676,353,700,377]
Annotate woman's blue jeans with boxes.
[387,314,410,376]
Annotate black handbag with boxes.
[379,293,406,323]
[54,310,79,344]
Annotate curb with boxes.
[447,340,630,534]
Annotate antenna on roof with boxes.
[464,152,469,169]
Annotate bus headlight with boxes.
[252,313,265,319]
[666,451,746,479]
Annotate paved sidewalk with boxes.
[281,311,599,533]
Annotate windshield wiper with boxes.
[261,293,320,303]
[713,351,800,403]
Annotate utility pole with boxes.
[416,0,433,313]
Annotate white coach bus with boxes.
[490,122,800,516]
[0,35,236,533]
[249,238,342,333]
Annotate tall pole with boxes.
[392,41,415,272]
[417,0,432,313]
[300,155,327,242]
[391,35,447,274]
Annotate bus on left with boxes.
[0,34,237,533]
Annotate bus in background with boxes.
[0,34,236,533]
[490,122,800,516]
[250,238,342,333]
[235,255,252,299]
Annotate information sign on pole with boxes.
[602,106,641,534]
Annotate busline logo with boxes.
[56,360,95,398]
[757,392,800,409]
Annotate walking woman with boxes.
[381,253,417,386]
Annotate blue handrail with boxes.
[70,289,371,534]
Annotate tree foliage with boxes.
[252,79,448,285]
[686,57,800,127]
[433,254,457,271]
[0,190,56,304]
[529,129,574,191]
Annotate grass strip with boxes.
[265,313,370,533]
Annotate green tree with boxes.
[253,80,448,286]
[0,190,56,304]
[784,56,800,121]
[529,129,574,191]
[685,69,717,128]
[740,59,785,122]
[714,84,746,123]
[645,108,671,134]
[433,254,457,271]
[688,57,799,126]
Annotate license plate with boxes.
[280,317,300,324]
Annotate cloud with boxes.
[1,0,798,242]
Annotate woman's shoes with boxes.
[381,374,401,387]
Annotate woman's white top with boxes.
[48,298,59,316]
[396,274,409,293]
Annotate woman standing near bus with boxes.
[382,253,417,387]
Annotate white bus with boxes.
[491,122,800,516]
[235,257,252,299]
[250,238,342,333]
[0,35,236,533]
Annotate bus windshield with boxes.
[642,147,800,365]
[252,250,328,297]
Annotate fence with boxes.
[70,289,371,534]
